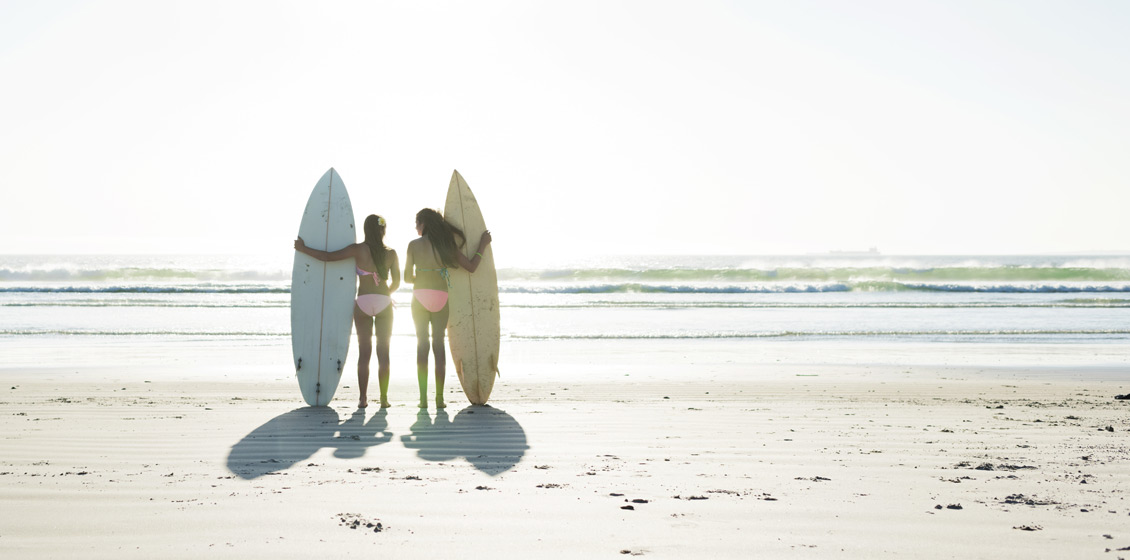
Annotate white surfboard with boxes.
[444,170,500,405]
[291,168,356,406]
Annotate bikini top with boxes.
[417,267,451,287]
[356,245,390,283]
[356,266,386,283]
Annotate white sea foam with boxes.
[2,254,1129,342]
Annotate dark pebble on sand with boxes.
[1115,394,1129,400]
[610,493,625,497]
[935,505,943,510]
[1105,426,1115,432]
[621,505,634,510]
[946,504,963,510]
[630,499,649,504]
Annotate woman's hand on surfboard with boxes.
[294,237,306,252]
[479,230,492,248]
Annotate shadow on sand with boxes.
[401,405,528,476]
[226,407,393,480]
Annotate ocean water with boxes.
[1,254,1128,368]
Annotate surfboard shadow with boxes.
[226,406,393,480]
[400,406,528,476]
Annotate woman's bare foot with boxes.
[418,400,428,408]
[380,400,391,408]
[436,398,446,409]
[358,400,368,409]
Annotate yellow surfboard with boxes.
[443,170,500,405]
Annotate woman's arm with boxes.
[403,241,417,285]
[294,238,360,262]
[387,250,402,293]
[455,230,492,273]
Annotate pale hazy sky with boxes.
[1,0,1127,258]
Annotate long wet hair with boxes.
[416,208,465,268]
[363,214,388,280]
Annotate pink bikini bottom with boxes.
[355,294,392,316]
[413,289,449,313]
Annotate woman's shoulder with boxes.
[352,243,373,262]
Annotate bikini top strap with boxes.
[419,267,451,288]
[356,265,385,283]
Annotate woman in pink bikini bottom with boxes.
[404,208,492,408]
[295,214,400,408]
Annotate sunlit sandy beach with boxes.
[2,337,1127,558]
[4,0,1130,557]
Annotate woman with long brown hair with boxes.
[404,208,491,408]
[295,214,400,408]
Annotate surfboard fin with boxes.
[296,357,302,371]
[491,354,500,378]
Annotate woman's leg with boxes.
[429,305,450,408]
[353,304,374,408]
[374,304,394,408]
[411,298,431,408]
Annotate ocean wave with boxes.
[894,283,1130,293]
[0,302,286,308]
[509,329,1130,340]
[0,330,287,337]
[502,301,1130,309]
[2,281,1129,296]
[499,265,1130,283]
[501,283,852,294]
[4,329,1127,340]
[0,285,288,294]
[6,255,1130,286]
[0,267,289,283]
[5,299,1127,310]
[500,282,1130,294]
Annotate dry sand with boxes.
[1,338,1128,558]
